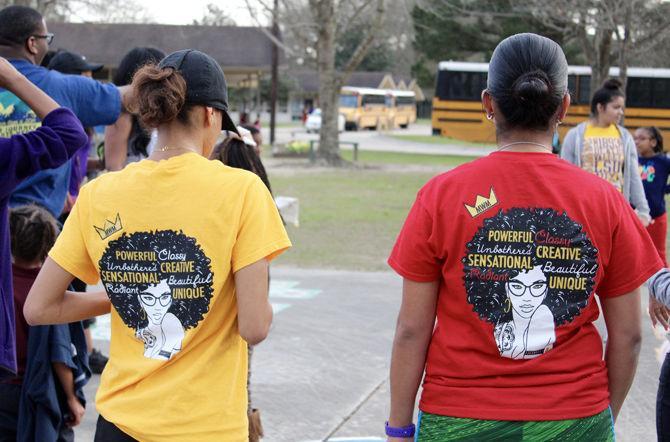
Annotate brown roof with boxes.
[47,22,284,71]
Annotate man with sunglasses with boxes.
[0,5,129,220]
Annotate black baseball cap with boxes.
[48,51,103,75]
[159,49,237,134]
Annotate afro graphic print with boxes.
[463,207,598,360]
[99,230,214,360]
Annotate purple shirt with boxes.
[0,108,88,378]
[68,132,92,198]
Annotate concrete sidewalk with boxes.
[267,124,495,158]
[76,266,662,441]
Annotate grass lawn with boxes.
[275,121,303,128]
[272,170,439,271]
[390,134,492,148]
[340,149,479,166]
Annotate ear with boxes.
[204,106,215,127]
[481,89,494,118]
[558,93,571,122]
[25,36,38,56]
[596,102,605,115]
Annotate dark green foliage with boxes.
[411,0,582,88]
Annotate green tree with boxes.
[410,0,579,88]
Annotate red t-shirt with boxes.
[388,151,663,421]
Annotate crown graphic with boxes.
[464,187,498,218]
[94,213,123,240]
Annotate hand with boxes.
[0,57,23,90]
[387,438,414,442]
[649,294,670,330]
[65,396,85,427]
[636,211,652,227]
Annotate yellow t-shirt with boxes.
[581,123,625,192]
[49,152,291,441]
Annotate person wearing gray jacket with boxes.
[560,79,651,226]
[647,269,670,440]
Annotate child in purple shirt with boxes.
[0,57,88,378]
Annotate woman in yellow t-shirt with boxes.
[24,50,291,441]
[561,79,650,226]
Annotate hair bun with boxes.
[131,65,187,128]
[602,78,623,91]
[511,70,552,104]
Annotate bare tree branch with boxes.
[339,0,385,83]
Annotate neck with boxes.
[0,46,33,64]
[642,151,657,158]
[591,117,611,128]
[512,312,531,331]
[150,124,203,160]
[497,131,553,153]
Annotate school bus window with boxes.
[340,95,358,108]
[435,70,450,100]
[362,94,385,106]
[654,79,670,108]
[626,77,653,108]
[396,96,415,106]
[567,75,577,100]
[447,72,482,101]
[577,76,591,104]
[447,72,467,100]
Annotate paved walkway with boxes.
[266,124,496,157]
[75,266,663,441]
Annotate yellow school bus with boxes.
[339,86,389,130]
[386,90,417,129]
[432,61,670,144]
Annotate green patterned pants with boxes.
[416,408,614,441]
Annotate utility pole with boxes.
[270,0,279,145]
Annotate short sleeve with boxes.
[388,193,442,282]
[231,177,291,273]
[48,186,99,285]
[597,193,664,297]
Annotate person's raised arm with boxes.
[234,259,272,345]
[388,278,439,441]
[600,288,642,422]
[104,111,132,171]
[0,58,89,196]
[24,258,110,325]
[0,57,59,118]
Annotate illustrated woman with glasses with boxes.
[387,34,663,441]
[136,279,184,360]
[496,266,554,359]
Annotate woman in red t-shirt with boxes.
[385,33,663,441]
